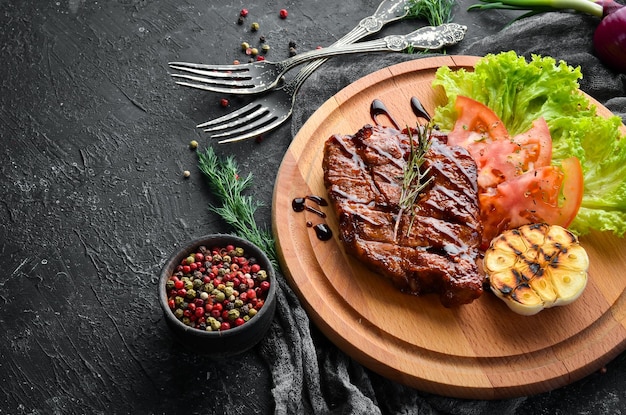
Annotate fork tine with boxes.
[207,111,275,139]
[196,102,261,128]
[202,107,269,133]
[168,61,246,73]
[211,110,291,143]
[172,73,253,87]
[174,80,258,95]
[169,64,251,80]
[216,116,287,144]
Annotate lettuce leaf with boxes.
[432,51,626,236]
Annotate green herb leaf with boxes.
[406,0,456,25]
[197,147,278,267]
[394,125,434,240]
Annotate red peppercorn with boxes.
[168,299,175,309]
[246,288,256,300]
[221,322,231,331]
[255,300,264,310]
[279,8,288,18]
[195,253,204,262]
[189,262,198,271]
[251,264,261,273]
[211,309,221,319]
[213,303,223,312]
[260,281,270,292]
[194,308,204,318]
[235,318,246,327]
[220,98,229,107]
[174,279,184,290]
[188,303,196,311]
[256,56,265,61]
[240,8,248,17]
[182,265,191,274]
[205,303,213,312]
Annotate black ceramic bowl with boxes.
[158,234,277,356]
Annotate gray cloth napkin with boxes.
[262,12,626,415]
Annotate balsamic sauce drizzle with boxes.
[370,99,400,130]
[313,223,333,241]
[292,195,333,241]
[410,96,431,121]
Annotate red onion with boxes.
[593,0,626,72]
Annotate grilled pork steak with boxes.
[322,124,484,307]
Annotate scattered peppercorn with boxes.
[220,98,229,107]
[237,16,244,25]
[189,140,198,150]
[233,59,240,65]
[165,244,271,331]
[256,55,265,61]
[250,47,259,56]
[259,35,266,43]
[261,44,270,53]
[289,47,297,57]
[250,22,260,32]
[279,8,288,19]
[183,170,191,178]
[288,40,297,48]
[240,8,249,17]
[241,41,250,51]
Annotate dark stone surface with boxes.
[1,0,624,414]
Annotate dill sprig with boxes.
[394,125,434,241]
[406,0,456,25]
[197,146,278,268]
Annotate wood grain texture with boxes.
[271,56,626,400]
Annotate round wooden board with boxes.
[271,55,626,400]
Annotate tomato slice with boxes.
[478,157,584,249]
[448,97,553,191]
[510,117,552,170]
[448,95,508,147]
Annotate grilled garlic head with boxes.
[484,223,589,316]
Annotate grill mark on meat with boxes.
[322,124,485,307]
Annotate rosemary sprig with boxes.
[197,146,278,268]
[406,0,456,25]
[394,125,434,240]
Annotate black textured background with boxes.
[1,0,625,414]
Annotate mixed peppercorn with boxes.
[165,244,271,332]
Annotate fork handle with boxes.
[332,0,410,46]
[278,24,467,73]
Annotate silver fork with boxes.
[171,0,410,97]
[169,23,466,96]
[197,23,466,143]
